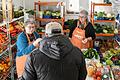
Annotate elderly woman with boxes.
[16,18,41,78]
[71,10,96,49]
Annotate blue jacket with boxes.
[16,32,40,57]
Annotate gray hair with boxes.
[24,18,36,27]
[79,10,88,17]
[79,10,89,23]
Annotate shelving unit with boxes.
[0,0,24,80]
[90,2,115,37]
[0,16,24,26]
[34,1,65,28]
[0,0,13,79]
[94,20,115,23]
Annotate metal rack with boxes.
[0,0,24,80]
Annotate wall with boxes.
[89,0,113,13]
[13,0,115,20]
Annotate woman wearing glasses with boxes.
[16,18,41,78]
[70,10,96,49]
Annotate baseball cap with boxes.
[45,22,63,37]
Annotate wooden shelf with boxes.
[36,18,64,22]
[96,33,114,37]
[34,1,58,6]
[38,32,44,35]
[92,3,112,6]
[94,20,115,23]
[34,1,64,28]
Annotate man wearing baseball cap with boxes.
[19,22,87,80]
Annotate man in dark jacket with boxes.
[19,22,87,80]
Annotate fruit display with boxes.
[86,59,113,80]
[111,66,120,80]
[0,27,7,33]
[0,22,23,45]
[94,11,115,20]
[9,23,23,44]
[102,48,120,66]
[111,54,120,65]
[94,24,114,34]
[94,39,118,53]
[39,10,61,19]
[0,56,10,74]
[83,48,99,59]
[0,33,8,44]
[0,33,9,53]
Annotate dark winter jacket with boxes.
[19,35,87,80]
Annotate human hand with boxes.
[82,38,88,44]
[33,38,42,47]
[87,37,92,41]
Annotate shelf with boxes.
[0,16,24,27]
[96,33,114,37]
[92,3,112,6]
[0,48,8,57]
[0,42,16,57]
[94,20,115,23]
[10,16,24,23]
[36,18,63,22]
[35,1,58,6]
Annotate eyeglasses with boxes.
[26,26,35,29]
[79,16,86,18]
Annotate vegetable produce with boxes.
[83,48,99,59]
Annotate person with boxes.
[18,22,87,80]
[16,18,41,78]
[70,9,96,49]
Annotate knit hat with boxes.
[45,22,63,37]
